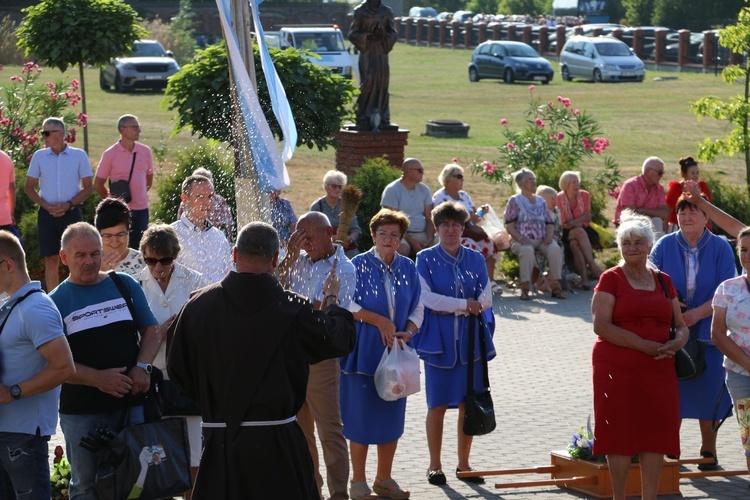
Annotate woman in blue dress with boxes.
[341,209,423,500]
[413,201,495,486]
[651,195,736,468]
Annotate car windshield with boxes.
[294,34,345,52]
[506,44,538,58]
[132,42,167,58]
[595,43,632,57]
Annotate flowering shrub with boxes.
[0,62,85,170]
[470,86,621,225]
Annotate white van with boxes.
[560,35,646,82]
[278,26,353,79]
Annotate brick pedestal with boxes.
[335,128,409,176]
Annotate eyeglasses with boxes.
[41,130,61,137]
[144,256,175,266]
[453,174,464,180]
[375,230,402,240]
[100,231,128,240]
[327,184,344,189]
[650,168,665,176]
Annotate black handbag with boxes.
[80,410,192,500]
[655,271,703,380]
[109,152,136,203]
[463,313,496,436]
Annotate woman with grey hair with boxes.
[138,223,209,499]
[432,163,500,293]
[310,169,361,258]
[591,210,688,500]
[503,168,565,300]
[556,170,603,290]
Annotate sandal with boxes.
[490,282,503,295]
[697,451,718,471]
[456,467,485,484]
[373,477,410,499]
[520,289,530,300]
[426,468,446,486]
[551,290,567,299]
[350,480,377,500]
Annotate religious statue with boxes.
[348,0,398,131]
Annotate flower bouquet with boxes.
[567,423,605,463]
[51,445,71,500]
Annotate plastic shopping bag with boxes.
[374,341,421,401]
[478,206,511,251]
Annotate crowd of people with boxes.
[4,130,750,500]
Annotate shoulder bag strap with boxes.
[107,271,139,344]
[466,314,476,395]
[477,313,491,389]
[127,152,136,183]
[654,270,676,340]
[0,288,42,336]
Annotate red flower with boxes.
[76,113,88,127]
[500,118,508,126]
[535,117,545,129]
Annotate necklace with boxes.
[623,266,652,287]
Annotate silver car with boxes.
[100,40,180,92]
[560,35,645,83]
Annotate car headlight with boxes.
[603,64,617,71]
[170,62,180,70]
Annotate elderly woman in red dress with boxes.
[591,211,688,500]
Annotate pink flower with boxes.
[482,161,497,174]
[557,132,564,141]
[9,75,21,82]
[573,109,580,116]
[500,118,508,126]
[535,117,545,129]
[71,79,80,91]
[452,157,459,163]
[582,138,592,151]
[557,96,563,102]
[0,118,9,127]
[65,128,76,144]
[76,113,88,127]
[506,142,515,150]
[562,98,571,108]
[47,82,56,90]
[550,133,556,140]
[529,85,536,91]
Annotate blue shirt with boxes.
[27,145,93,204]
[0,281,65,435]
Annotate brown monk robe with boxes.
[348,0,398,131]
[167,271,355,499]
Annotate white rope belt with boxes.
[201,416,296,428]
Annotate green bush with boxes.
[151,144,235,224]
[349,157,401,250]
[704,173,750,239]
[499,251,519,281]
[0,16,24,66]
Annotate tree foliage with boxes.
[622,0,654,26]
[497,0,552,16]
[652,0,743,31]
[468,0,500,16]
[164,41,356,151]
[17,0,147,71]
[691,7,750,189]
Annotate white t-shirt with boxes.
[380,180,433,233]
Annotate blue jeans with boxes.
[0,431,51,500]
[59,411,125,500]
[129,208,149,249]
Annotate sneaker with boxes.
[426,468,446,485]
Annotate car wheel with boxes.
[114,71,124,93]
[504,68,515,84]
[469,67,480,82]
[541,79,549,85]
[99,71,110,91]
[593,68,602,83]
[561,66,571,82]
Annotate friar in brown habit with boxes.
[167,221,355,499]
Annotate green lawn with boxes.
[1,43,747,217]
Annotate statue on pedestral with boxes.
[348,0,398,132]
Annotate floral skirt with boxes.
[461,237,495,258]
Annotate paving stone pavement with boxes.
[50,285,750,499]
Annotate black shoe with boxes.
[697,451,718,471]
[427,468,446,485]
[456,467,485,484]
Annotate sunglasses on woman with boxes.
[144,257,175,266]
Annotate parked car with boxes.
[560,35,645,82]
[653,33,703,63]
[100,40,180,92]
[408,6,438,18]
[621,26,674,59]
[453,10,474,23]
[277,26,353,79]
[468,40,554,84]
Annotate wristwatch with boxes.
[136,362,153,374]
[10,384,21,400]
